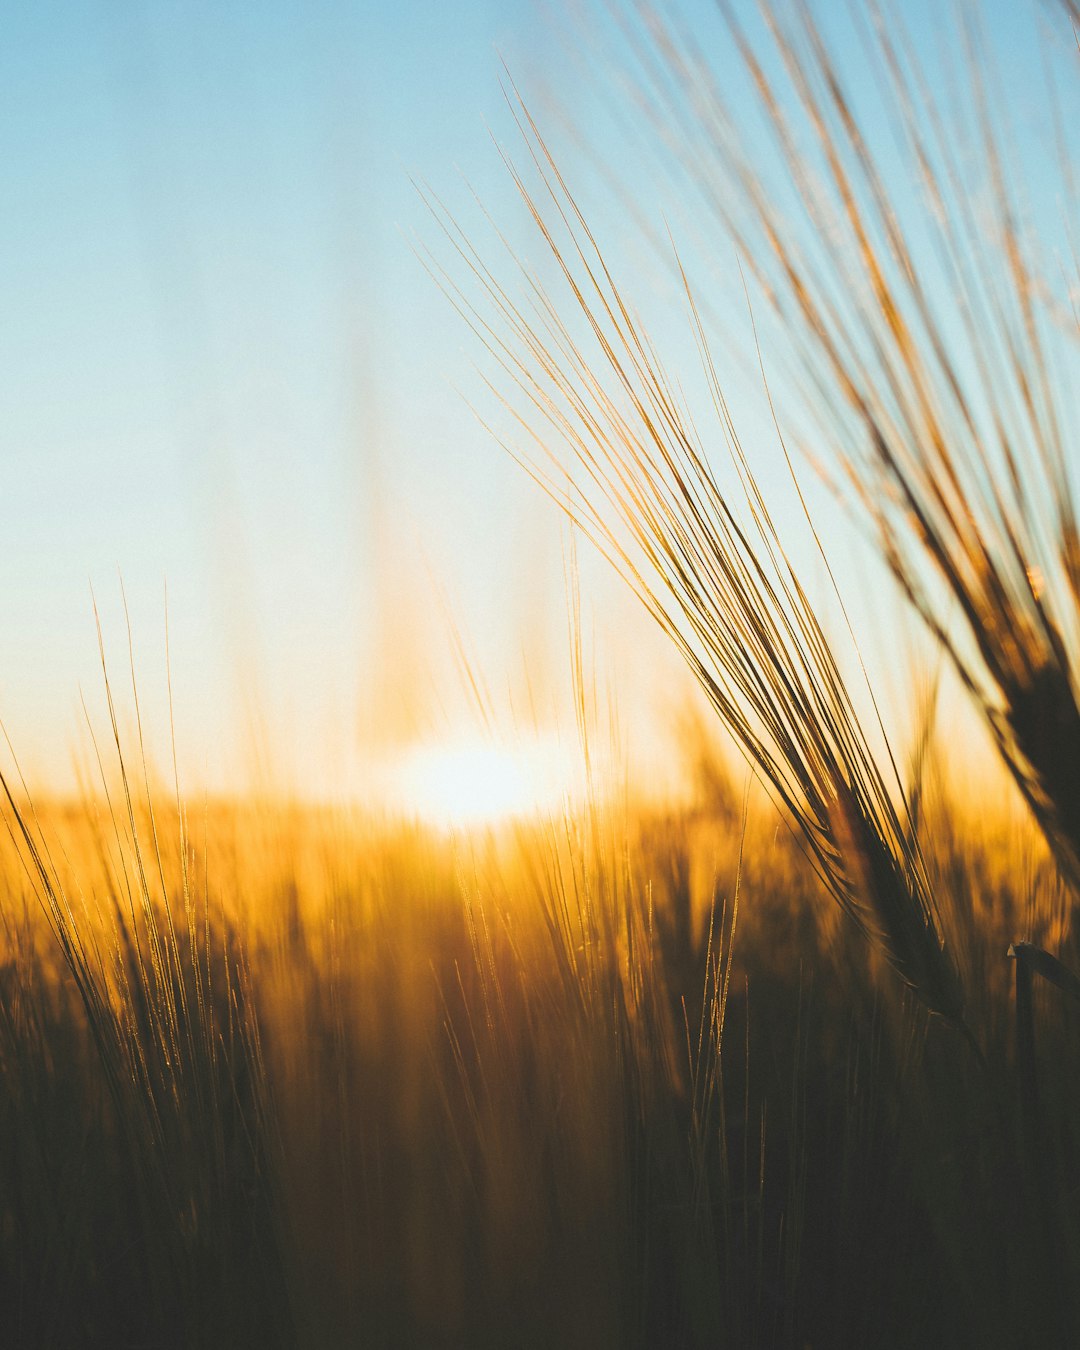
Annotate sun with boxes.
[385,735,576,830]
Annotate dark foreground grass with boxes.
[1,770,1078,1348]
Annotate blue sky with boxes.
[1,0,1073,795]
[1,0,570,790]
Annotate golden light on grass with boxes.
[383,733,579,829]
[5,2,1080,1345]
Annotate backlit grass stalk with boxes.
[619,0,1080,890]
[0,623,287,1341]
[428,99,971,1040]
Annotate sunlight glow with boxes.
[387,736,579,829]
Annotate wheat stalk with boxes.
[616,0,1080,890]
[428,94,971,1038]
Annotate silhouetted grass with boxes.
[3,761,1078,1346]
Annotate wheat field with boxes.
[4,1,1080,1346]
[2,734,1077,1346]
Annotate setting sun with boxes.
[385,735,580,829]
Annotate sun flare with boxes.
[385,735,579,829]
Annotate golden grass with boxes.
[3,1,1079,1344]
[416,1,1080,1334]
[426,93,975,1041]
[607,0,1080,892]
[1,748,1077,1344]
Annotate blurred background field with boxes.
[2,716,1079,1346]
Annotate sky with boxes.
[2,0,579,794]
[1,0,1074,801]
